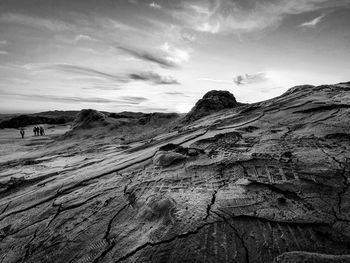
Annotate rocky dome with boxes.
[72,109,106,129]
[184,90,239,122]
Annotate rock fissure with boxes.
[115,222,220,263]
[92,204,129,263]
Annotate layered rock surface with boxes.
[0,84,350,262]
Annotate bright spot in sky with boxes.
[176,103,193,113]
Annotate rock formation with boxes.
[0,83,350,262]
[72,109,107,129]
[184,90,240,122]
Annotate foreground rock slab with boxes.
[0,84,350,262]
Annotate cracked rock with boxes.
[0,83,350,263]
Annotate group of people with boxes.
[33,126,45,136]
[19,126,46,139]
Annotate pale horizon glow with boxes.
[0,0,350,114]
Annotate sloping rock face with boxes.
[273,251,350,263]
[185,90,239,122]
[0,83,350,262]
[72,109,106,129]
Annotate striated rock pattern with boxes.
[0,84,350,262]
[184,90,240,122]
[273,251,350,263]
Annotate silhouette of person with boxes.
[33,127,37,136]
[35,126,38,136]
[39,126,45,136]
[20,128,25,139]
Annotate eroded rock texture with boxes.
[0,84,350,262]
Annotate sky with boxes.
[0,0,350,114]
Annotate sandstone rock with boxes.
[72,109,106,129]
[273,251,350,263]
[184,90,240,122]
[0,83,350,263]
[153,151,187,167]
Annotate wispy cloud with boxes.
[0,51,8,55]
[23,63,180,85]
[198,78,233,84]
[159,42,191,65]
[149,2,161,9]
[233,72,269,85]
[136,106,170,112]
[181,32,197,42]
[74,34,99,43]
[25,63,124,81]
[172,0,349,34]
[120,96,148,103]
[0,13,74,32]
[299,14,326,28]
[96,18,137,32]
[164,91,186,95]
[118,42,191,69]
[0,91,148,105]
[0,40,7,45]
[118,46,178,68]
[128,71,180,85]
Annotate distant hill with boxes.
[0,111,79,129]
[28,111,79,119]
[63,109,181,142]
[0,110,181,130]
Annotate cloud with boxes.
[198,78,233,84]
[28,63,125,82]
[24,63,180,85]
[0,13,74,32]
[96,18,137,31]
[181,32,197,42]
[0,40,7,45]
[173,0,350,34]
[233,72,269,85]
[74,34,99,43]
[136,106,170,112]
[120,96,148,103]
[118,46,179,68]
[164,91,186,95]
[149,2,161,9]
[299,14,326,28]
[0,91,148,105]
[0,51,8,55]
[159,42,191,65]
[83,85,123,91]
[128,71,180,85]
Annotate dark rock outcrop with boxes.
[184,90,240,122]
[72,109,106,129]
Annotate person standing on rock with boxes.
[33,126,37,136]
[34,126,39,136]
[20,128,25,139]
[39,126,45,136]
